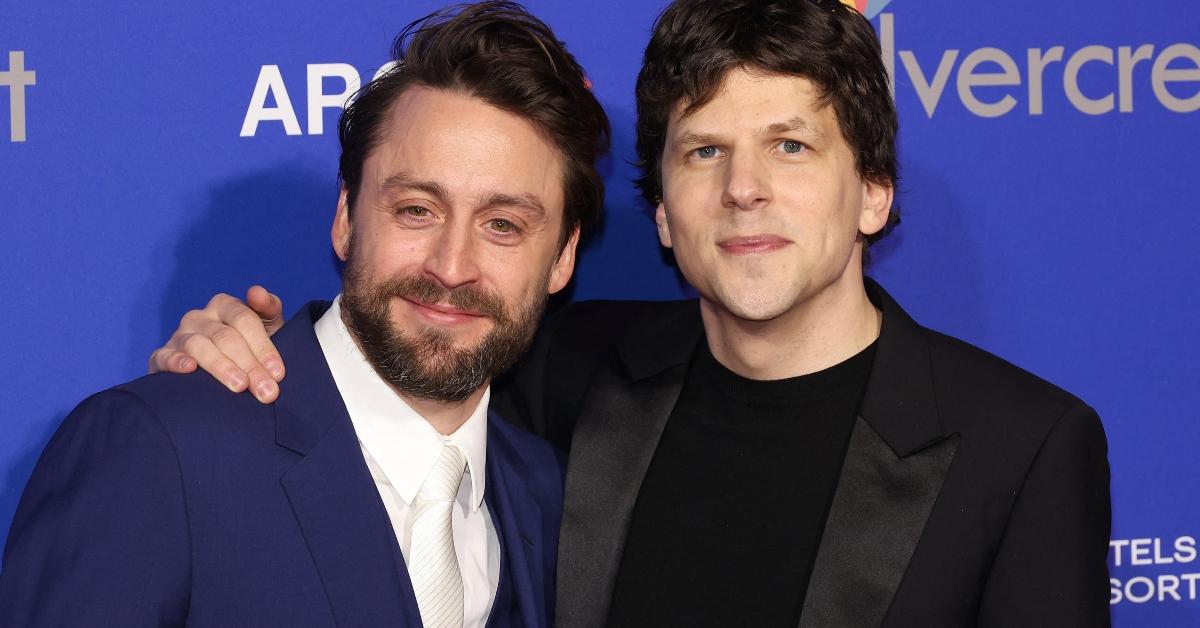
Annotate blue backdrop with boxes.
[2,1,1197,623]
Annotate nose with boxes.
[422,219,481,289]
[721,150,771,211]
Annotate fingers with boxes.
[175,327,253,394]
[190,295,274,403]
[148,348,196,374]
[162,295,277,403]
[148,290,287,405]
[242,286,285,383]
[246,285,284,334]
[208,324,280,403]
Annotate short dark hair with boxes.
[635,0,900,245]
[338,1,611,249]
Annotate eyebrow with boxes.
[482,192,547,219]
[675,131,720,147]
[379,172,546,218]
[672,116,828,148]
[379,173,450,204]
[763,116,827,141]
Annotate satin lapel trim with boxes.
[279,408,420,628]
[799,417,959,628]
[555,362,686,628]
[485,442,545,628]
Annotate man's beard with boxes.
[339,255,548,403]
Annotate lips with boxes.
[717,234,791,255]
[402,297,486,324]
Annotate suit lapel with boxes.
[799,419,958,628]
[799,280,959,627]
[485,416,546,628]
[556,302,701,628]
[553,285,958,627]
[273,302,420,628]
[280,416,419,628]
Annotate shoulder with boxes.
[540,298,698,370]
[872,329,1111,623]
[40,385,182,471]
[26,368,275,483]
[492,298,699,446]
[116,369,245,407]
[86,371,275,448]
[552,298,692,324]
[546,298,693,346]
[2,386,197,624]
[552,298,697,329]
[910,327,1107,492]
[22,375,272,494]
[921,328,1095,430]
[868,280,1100,446]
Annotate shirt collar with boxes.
[315,296,489,511]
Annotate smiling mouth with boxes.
[402,297,486,323]
[717,235,791,255]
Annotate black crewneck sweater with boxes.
[606,339,877,627]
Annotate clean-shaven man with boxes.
[0,3,610,626]
[148,1,1111,626]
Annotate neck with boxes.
[701,275,881,381]
[395,385,488,436]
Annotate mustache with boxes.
[382,274,510,324]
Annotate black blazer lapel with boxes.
[556,302,702,628]
[799,419,958,628]
[799,280,959,627]
[272,302,420,628]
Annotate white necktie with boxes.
[409,443,467,628]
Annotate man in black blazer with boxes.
[148,1,1111,626]
[495,280,1109,627]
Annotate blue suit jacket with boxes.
[0,302,564,627]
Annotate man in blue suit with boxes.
[0,3,609,626]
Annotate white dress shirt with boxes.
[315,297,500,628]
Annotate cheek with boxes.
[793,177,860,229]
[359,238,426,281]
[482,250,550,297]
[662,189,712,240]
[664,213,706,258]
[663,165,718,206]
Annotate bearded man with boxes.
[0,3,609,627]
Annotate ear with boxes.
[331,187,352,261]
[655,202,674,249]
[547,226,581,294]
[858,177,894,237]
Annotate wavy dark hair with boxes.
[635,0,900,245]
[338,1,611,249]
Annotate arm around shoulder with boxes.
[0,389,191,626]
[978,402,1111,627]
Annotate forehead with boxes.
[367,86,565,211]
[669,69,841,139]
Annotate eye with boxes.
[400,205,432,217]
[693,146,722,160]
[777,140,806,155]
[487,218,519,234]
[395,204,438,228]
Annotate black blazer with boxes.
[493,279,1111,628]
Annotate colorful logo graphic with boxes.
[840,0,894,20]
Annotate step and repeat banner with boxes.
[2,1,1196,623]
